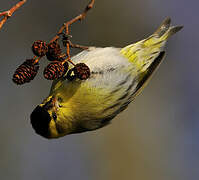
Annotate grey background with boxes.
[0,0,198,180]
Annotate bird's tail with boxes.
[120,18,183,72]
[119,18,183,97]
[153,17,183,41]
[144,17,183,46]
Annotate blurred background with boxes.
[0,0,198,179]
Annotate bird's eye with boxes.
[52,112,57,121]
[57,97,63,102]
[57,97,63,107]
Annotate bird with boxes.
[30,18,183,139]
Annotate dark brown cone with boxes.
[43,62,65,80]
[74,63,90,80]
[66,68,76,81]
[46,41,62,61]
[12,59,39,85]
[32,40,48,57]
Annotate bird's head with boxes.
[30,94,73,139]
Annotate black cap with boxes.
[30,106,51,138]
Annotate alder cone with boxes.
[12,59,39,85]
[32,40,48,57]
[46,41,62,61]
[43,61,66,80]
[74,63,90,80]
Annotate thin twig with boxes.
[33,56,41,64]
[0,0,26,30]
[64,0,95,35]
[50,0,95,65]
[67,40,89,50]
[51,0,95,42]
[31,0,95,67]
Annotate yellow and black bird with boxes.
[31,18,183,139]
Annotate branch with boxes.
[50,0,95,62]
[13,0,95,85]
[51,0,95,43]
[0,0,26,30]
